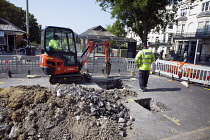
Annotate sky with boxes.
[7,0,116,34]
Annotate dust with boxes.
[0,84,137,140]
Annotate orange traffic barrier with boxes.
[169,61,201,78]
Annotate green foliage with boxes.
[106,20,127,48]
[120,45,127,49]
[136,45,142,50]
[96,0,185,46]
[106,20,127,37]
[0,0,41,44]
[120,49,127,57]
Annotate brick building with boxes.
[0,18,25,52]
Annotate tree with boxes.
[96,0,184,46]
[106,20,127,49]
[0,0,40,44]
[106,20,127,37]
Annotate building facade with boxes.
[0,18,25,52]
[149,0,210,62]
[127,0,210,62]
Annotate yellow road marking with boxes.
[129,99,134,101]
[160,126,210,140]
[204,88,210,90]
[163,115,181,126]
[0,82,4,84]
[130,78,137,80]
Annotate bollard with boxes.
[8,70,12,78]
[172,75,174,80]
[118,69,121,75]
[101,69,105,76]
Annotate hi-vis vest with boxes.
[135,49,155,70]
[49,39,61,50]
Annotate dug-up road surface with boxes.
[0,71,210,140]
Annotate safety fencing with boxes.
[0,56,132,74]
[83,57,128,72]
[0,55,41,74]
[125,58,138,71]
[0,56,19,73]
[1,55,210,86]
[155,60,210,86]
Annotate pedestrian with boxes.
[135,44,155,92]
[183,51,187,62]
[160,50,164,60]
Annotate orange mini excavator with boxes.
[40,26,111,84]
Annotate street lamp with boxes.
[26,0,30,46]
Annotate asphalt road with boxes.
[0,71,210,140]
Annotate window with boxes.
[163,34,166,43]
[177,24,181,33]
[0,36,6,45]
[198,21,204,32]
[168,33,173,43]
[178,44,182,55]
[204,21,210,32]
[202,2,210,11]
[181,24,185,34]
[155,37,159,42]
[180,9,187,16]
[168,23,173,29]
[45,27,76,53]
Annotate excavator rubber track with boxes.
[49,73,84,84]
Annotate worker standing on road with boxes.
[135,44,155,92]
[49,35,62,51]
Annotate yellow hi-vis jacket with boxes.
[135,49,155,70]
[49,39,61,50]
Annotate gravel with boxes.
[0,83,137,140]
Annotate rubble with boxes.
[0,83,137,140]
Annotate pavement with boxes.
[0,71,210,140]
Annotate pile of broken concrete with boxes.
[0,84,137,140]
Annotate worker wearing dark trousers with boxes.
[139,70,150,91]
[135,45,155,92]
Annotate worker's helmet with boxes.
[54,35,59,40]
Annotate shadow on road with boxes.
[147,87,181,92]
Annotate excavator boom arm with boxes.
[80,40,110,67]
[80,40,111,75]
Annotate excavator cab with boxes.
[40,26,84,84]
[41,26,77,65]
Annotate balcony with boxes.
[148,40,172,45]
[174,32,210,39]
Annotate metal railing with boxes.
[1,55,209,86]
[174,32,210,38]
[0,56,131,73]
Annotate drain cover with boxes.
[95,78,123,90]
[135,98,171,113]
